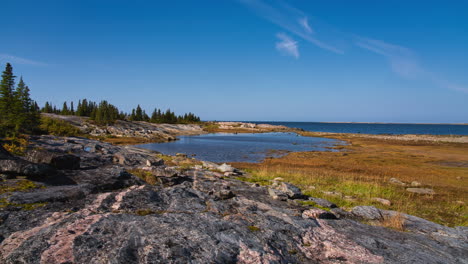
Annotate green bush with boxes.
[39,117,81,136]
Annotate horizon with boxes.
[1,0,467,123]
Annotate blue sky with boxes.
[1,0,467,123]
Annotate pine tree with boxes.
[0,63,16,134]
[135,105,143,121]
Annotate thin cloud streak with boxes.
[239,0,343,54]
[355,37,467,93]
[0,54,47,66]
[298,17,313,33]
[239,0,467,93]
[275,33,299,59]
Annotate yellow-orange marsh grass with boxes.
[232,132,468,227]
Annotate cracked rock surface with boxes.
[0,136,466,264]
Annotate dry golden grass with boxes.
[380,212,406,231]
[232,133,468,227]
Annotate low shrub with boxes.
[39,117,82,137]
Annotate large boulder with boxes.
[25,149,81,170]
[0,158,57,179]
[66,166,144,191]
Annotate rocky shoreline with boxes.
[0,135,466,263]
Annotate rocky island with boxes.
[0,134,466,263]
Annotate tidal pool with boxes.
[136,132,342,163]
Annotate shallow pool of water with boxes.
[136,132,342,163]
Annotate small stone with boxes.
[389,178,406,186]
[308,197,337,208]
[218,163,235,173]
[351,206,383,221]
[410,181,422,187]
[276,182,303,199]
[251,183,260,187]
[302,208,337,219]
[202,161,218,169]
[273,177,284,182]
[406,188,435,195]
[175,153,187,158]
[371,197,392,206]
[268,188,288,201]
[193,165,203,170]
[224,172,234,177]
[216,190,235,200]
[323,191,342,197]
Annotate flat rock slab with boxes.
[406,188,435,195]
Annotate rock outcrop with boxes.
[0,136,466,263]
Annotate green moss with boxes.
[296,200,331,212]
[247,225,261,232]
[0,179,43,194]
[135,209,156,216]
[235,176,270,186]
[0,198,46,210]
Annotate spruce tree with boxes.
[0,63,16,134]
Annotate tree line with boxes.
[42,100,200,125]
[0,63,201,136]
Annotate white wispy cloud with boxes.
[239,0,343,54]
[239,0,467,93]
[275,33,299,59]
[355,37,424,79]
[355,36,467,93]
[298,17,313,33]
[0,54,47,66]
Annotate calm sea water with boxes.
[137,132,340,163]
[251,122,468,135]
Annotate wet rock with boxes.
[308,197,337,208]
[389,177,406,186]
[406,188,435,195]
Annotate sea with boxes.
[250,122,468,135]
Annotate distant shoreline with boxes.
[222,121,468,125]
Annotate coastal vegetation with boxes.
[42,99,200,125]
[233,133,468,227]
[0,62,201,137]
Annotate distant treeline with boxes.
[42,99,201,125]
[0,62,201,136]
